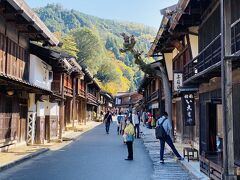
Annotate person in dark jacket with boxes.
[104,110,112,134]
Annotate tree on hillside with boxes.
[61,34,78,57]
[96,63,118,83]
[72,28,102,63]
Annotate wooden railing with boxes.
[146,90,159,102]
[87,93,97,103]
[64,86,73,96]
[173,46,191,72]
[183,34,221,81]
[77,88,85,97]
[231,18,240,54]
[51,80,61,94]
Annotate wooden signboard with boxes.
[182,93,195,126]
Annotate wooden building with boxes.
[82,67,100,121]
[114,92,143,113]
[30,44,85,142]
[99,90,113,114]
[149,0,240,178]
[0,0,59,149]
[138,74,163,119]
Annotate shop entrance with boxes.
[207,102,223,154]
[206,101,223,166]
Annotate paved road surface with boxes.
[0,122,153,180]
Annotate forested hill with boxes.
[34,4,157,95]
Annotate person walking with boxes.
[117,112,123,135]
[104,110,112,134]
[157,112,183,163]
[132,111,140,138]
[141,110,148,126]
[124,120,135,160]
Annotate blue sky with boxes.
[26,0,178,28]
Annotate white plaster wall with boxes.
[44,101,50,116]
[37,101,45,117]
[172,48,179,59]
[50,103,59,116]
[29,54,52,90]
[28,93,36,112]
[189,35,199,58]
[164,53,173,81]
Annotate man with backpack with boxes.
[156,112,183,163]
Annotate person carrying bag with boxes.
[155,117,167,139]
[156,112,183,163]
[124,120,135,160]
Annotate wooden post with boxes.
[221,0,237,179]
[72,76,76,128]
[59,73,65,140]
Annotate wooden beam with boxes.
[31,37,50,41]
[4,9,23,16]
[19,30,43,34]
[16,21,34,26]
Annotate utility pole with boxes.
[221,0,237,179]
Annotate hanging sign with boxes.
[182,93,195,126]
[173,73,183,92]
[151,102,159,109]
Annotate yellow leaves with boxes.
[53,32,62,39]
[96,51,133,95]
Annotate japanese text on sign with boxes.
[182,93,195,126]
[173,73,183,91]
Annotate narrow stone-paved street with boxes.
[0,120,196,180]
[0,122,153,180]
[141,126,196,180]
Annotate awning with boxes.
[0,73,52,94]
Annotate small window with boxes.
[49,71,53,81]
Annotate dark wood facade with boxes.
[0,0,58,148]
[149,0,240,178]
[99,91,113,116]
[138,75,163,119]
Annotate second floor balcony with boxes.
[87,93,98,106]
[182,18,240,84]
[231,18,240,55]
[77,88,85,98]
[145,90,160,103]
[183,34,221,84]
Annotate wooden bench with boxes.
[209,160,223,180]
[183,147,199,162]
[200,156,210,177]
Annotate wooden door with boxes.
[207,103,217,153]
[19,104,27,142]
